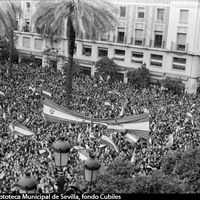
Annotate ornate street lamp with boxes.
[84,153,101,193]
[53,136,71,167]
[17,171,37,194]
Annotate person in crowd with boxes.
[0,63,199,193]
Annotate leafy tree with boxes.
[160,148,200,193]
[161,77,184,95]
[131,170,183,193]
[32,0,118,106]
[127,64,151,88]
[93,157,136,193]
[95,57,124,82]
[0,2,21,79]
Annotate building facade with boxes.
[15,0,200,93]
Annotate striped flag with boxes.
[125,133,139,144]
[7,106,10,116]
[99,75,104,82]
[8,123,34,137]
[78,148,88,161]
[0,171,5,180]
[8,123,14,134]
[0,105,3,114]
[2,112,6,120]
[99,144,107,148]
[39,149,49,157]
[42,113,47,125]
[77,132,82,144]
[130,149,136,163]
[105,101,111,106]
[186,112,193,118]
[148,136,152,145]
[101,135,119,153]
[106,113,149,140]
[42,98,149,141]
[119,101,126,117]
[0,91,5,98]
[43,90,52,98]
[28,86,36,92]
[39,148,51,159]
[143,107,149,113]
[166,133,174,148]
[73,146,88,161]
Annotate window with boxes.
[114,49,125,61]
[100,33,107,41]
[82,46,92,56]
[36,27,41,34]
[15,20,18,31]
[24,18,30,32]
[35,39,42,50]
[135,29,143,46]
[26,2,30,11]
[98,48,108,57]
[138,7,145,18]
[23,37,30,48]
[179,10,188,23]
[150,54,163,67]
[131,52,143,63]
[120,6,126,17]
[117,31,125,43]
[154,31,163,48]
[74,45,77,54]
[157,8,164,20]
[177,33,186,51]
[173,57,186,70]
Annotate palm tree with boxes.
[32,0,118,106]
[0,1,21,79]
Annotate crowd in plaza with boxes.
[0,63,200,194]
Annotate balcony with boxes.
[23,25,31,33]
[171,42,188,53]
[130,38,146,47]
[110,35,127,44]
[150,40,166,49]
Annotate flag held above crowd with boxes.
[106,113,149,140]
[0,91,5,98]
[39,148,51,159]
[8,123,35,137]
[43,98,149,140]
[43,90,52,98]
[73,146,88,161]
[125,133,139,144]
[100,135,119,153]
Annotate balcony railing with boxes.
[114,54,125,61]
[150,40,166,49]
[171,42,188,53]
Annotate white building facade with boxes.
[15,0,200,93]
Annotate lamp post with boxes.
[52,136,71,193]
[53,136,71,168]
[15,137,101,194]
[17,171,37,194]
[84,153,101,193]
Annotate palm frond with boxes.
[32,0,118,41]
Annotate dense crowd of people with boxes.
[0,63,200,193]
